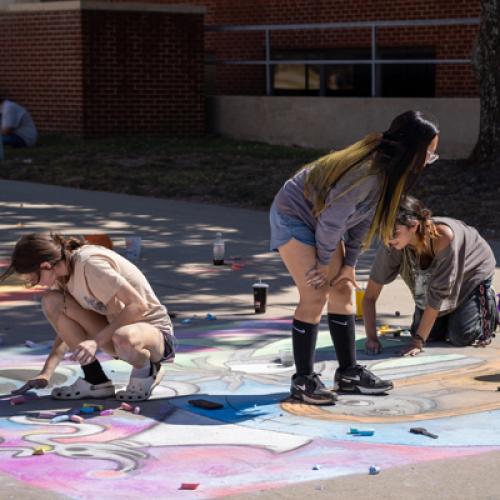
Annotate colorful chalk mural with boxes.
[1,293,500,498]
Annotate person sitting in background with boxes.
[363,196,498,356]
[0,96,38,148]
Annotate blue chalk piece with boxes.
[51,415,70,423]
[369,465,380,475]
[312,464,321,470]
[181,319,192,325]
[355,430,375,436]
[350,428,375,436]
[80,407,95,414]
[206,313,217,320]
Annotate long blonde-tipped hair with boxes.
[301,110,439,249]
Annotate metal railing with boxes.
[205,18,480,97]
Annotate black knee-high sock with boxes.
[291,318,319,376]
[81,360,109,385]
[328,313,356,371]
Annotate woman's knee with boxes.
[112,327,136,351]
[112,327,131,347]
[328,281,353,304]
[41,291,65,319]
[447,313,480,346]
[298,290,328,314]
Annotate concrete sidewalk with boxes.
[0,179,499,500]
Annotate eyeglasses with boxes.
[426,150,439,165]
[22,256,64,289]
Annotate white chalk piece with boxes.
[24,340,36,348]
[51,415,70,423]
[38,411,57,419]
[133,406,141,415]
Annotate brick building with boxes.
[159,0,480,98]
[0,1,205,136]
[0,0,480,145]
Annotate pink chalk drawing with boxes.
[0,319,499,499]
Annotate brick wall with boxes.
[81,10,205,136]
[0,5,205,136]
[155,0,481,97]
[0,10,84,134]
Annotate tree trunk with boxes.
[470,0,500,164]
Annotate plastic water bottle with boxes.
[213,232,225,265]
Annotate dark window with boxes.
[271,48,435,97]
[378,47,436,97]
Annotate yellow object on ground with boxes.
[355,288,365,318]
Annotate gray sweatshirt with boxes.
[370,217,496,313]
[273,160,382,266]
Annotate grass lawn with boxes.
[0,135,323,210]
[1,134,498,237]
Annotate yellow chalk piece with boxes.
[32,445,52,455]
[82,403,104,410]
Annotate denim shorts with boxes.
[159,326,176,362]
[269,201,316,251]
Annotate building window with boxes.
[272,48,435,97]
[378,47,436,97]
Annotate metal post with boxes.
[265,29,271,96]
[371,25,377,97]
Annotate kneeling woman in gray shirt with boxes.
[364,196,497,357]
[270,111,439,404]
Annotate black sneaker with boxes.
[290,373,337,405]
[334,365,393,395]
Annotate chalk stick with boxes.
[188,399,223,410]
[51,415,70,423]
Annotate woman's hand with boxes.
[305,264,329,289]
[71,339,98,365]
[330,265,358,290]
[365,337,382,355]
[11,375,49,395]
[400,337,424,357]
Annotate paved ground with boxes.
[0,179,499,499]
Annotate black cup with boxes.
[253,282,269,314]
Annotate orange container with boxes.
[84,234,113,249]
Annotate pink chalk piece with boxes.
[120,402,133,411]
[133,406,141,415]
[100,409,114,416]
[10,395,27,405]
[179,483,200,491]
[69,415,84,423]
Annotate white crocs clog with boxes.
[51,378,115,400]
[116,363,164,402]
